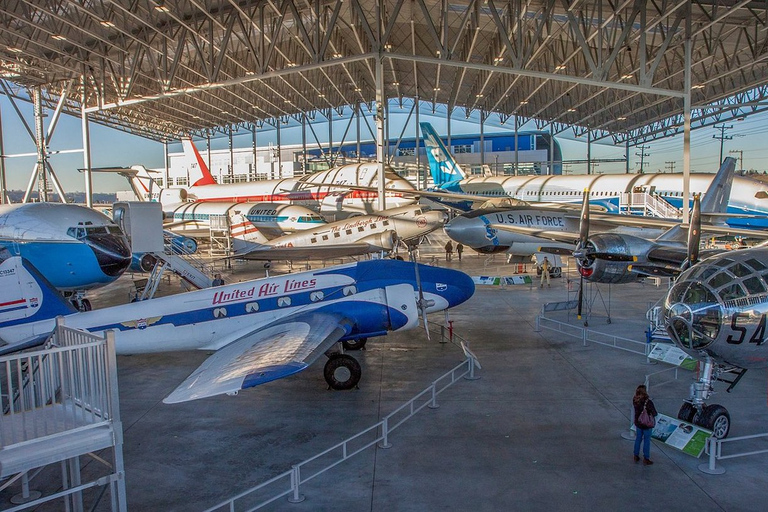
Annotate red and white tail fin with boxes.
[229,213,270,254]
[181,137,217,186]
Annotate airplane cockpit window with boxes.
[746,258,767,271]
[743,276,766,295]
[717,282,747,302]
[689,265,719,281]
[708,271,733,289]
[665,281,721,350]
[729,262,752,278]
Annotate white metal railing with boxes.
[203,337,480,511]
[699,432,768,474]
[619,192,681,218]
[536,305,650,357]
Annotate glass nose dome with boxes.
[664,280,721,350]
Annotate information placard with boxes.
[648,342,698,371]
[635,413,712,457]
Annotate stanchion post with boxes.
[378,417,392,449]
[428,384,439,409]
[621,405,637,441]
[287,465,305,503]
[698,437,726,474]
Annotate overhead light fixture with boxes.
[692,84,704,89]
[52,34,67,41]
[617,116,627,121]
[519,100,528,105]
[494,57,503,64]
[555,64,566,71]
[476,94,483,98]
[154,3,170,13]
[354,87,362,92]
[100,20,115,28]
[392,82,399,86]
[622,74,632,79]
[434,87,440,91]
[567,108,576,112]
[7,47,22,53]
[332,53,342,58]
[318,94,325,98]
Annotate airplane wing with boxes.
[164,312,353,403]
[234,242,391,260]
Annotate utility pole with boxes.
[635,144,650,174]
[729,149,743,171]
[665,161,676,173]
[713,124,733,164]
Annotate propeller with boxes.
[683,193,702,270]
[576,189,591,320]
[408,244,435,340]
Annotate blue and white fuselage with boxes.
[0,256,474,402]
[0,203,131,292]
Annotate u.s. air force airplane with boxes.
[0,255,473,403]
[421,123,768,229]
[0,203,131,310]
[231,204,446,260]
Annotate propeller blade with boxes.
[577,273,584,320]
[579,189,591,245]
[686,194,702,267]
[409,246,430,341]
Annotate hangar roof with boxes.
[1,0,767,144]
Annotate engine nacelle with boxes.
[359,230,397,251]
[160,188,188,205]
[578,233,654,284]
[130,253,158,273]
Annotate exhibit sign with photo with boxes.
[473,275,532,286]
[645,414,712,457]
[648,342,698,371]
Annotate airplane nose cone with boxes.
[417,263,475,310]
[85,233,132,277]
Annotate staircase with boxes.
[619,192,681,218]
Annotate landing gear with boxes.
[679,358,733,438]
[323,354,361,390]
[68,292,91,312]
[342,338,367,350]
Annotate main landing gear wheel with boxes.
[677,402,697,423]
[694,404,731,439]
[342,338,367,350]
[324,354,361,390]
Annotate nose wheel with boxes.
[324,354,361,390]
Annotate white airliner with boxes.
[0,203,131,310]
[124,137,417,217]
[421,123,768,230]
[231,205,446,260]
[0,255,474,403]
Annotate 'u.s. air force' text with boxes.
[491,213,565,227]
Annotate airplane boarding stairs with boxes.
[619,192,681,218]
[0,321,126,510]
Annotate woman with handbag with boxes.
[632,384,658,465]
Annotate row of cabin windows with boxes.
[310,220,390,243]
[475,189,687,198]
[228,285,357,315]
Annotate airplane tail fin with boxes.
[0,256,76,339]
[181,137,217,186]
[699,157,736,223]
[420,123,467,186]
[129,165,160,201]
[229,213,270,254]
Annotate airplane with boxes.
[231,204,446,261]
[420,122,768,230]
[444,157,764,281]
[662,242,768,438]
[121,137,418,217]
[0,255,474,403]
[0,202,132,310]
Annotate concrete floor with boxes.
[4,245,768,512]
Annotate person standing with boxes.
[633,384,657,465]
[445,240,453,261]
[540,257,551,288]
[212,273,225,286]
[456,243,464,261]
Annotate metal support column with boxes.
[415,97,422,189]
[206,133,212,176]
[587,130,592,175]
[375,53,386,211]
[0,101,6,204]
[276,119,282,178]
[480,111,485,168]
[625,140,630,174]
[514,116,519,176]
[682,7,692,225]
[355,104,361,163]
[81,74,93,208]
[163,140,169,188]
[228,129,234,179]
[549,123,554,176]
[252,124,258,179]
[29,87,49,202]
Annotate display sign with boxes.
[635,413,712,457]
[648,342,698,371]
[472,275,532,286]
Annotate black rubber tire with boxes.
[81,299,92,311]
[694,404,731,439]
[342,338,367,350]
[677,402,697,423]
[324,354,361,390]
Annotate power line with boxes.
[635,144,650,174]
[713,124,733,163]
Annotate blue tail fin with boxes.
[0,256,76,330]
[420,123,467,186]
[699,157,736,221]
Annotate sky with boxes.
[1,95,766,195]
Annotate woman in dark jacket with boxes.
[633,384,657,465]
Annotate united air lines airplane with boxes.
[0,255,474,403]
[421,123,768,229]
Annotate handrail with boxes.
[203,335,480,511]
[700,432,768,474]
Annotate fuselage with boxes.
[0,258,475,356]
[152,163,417,217]
[437,173,768,229]
[0,203,131,291]
[663,247,768,369]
